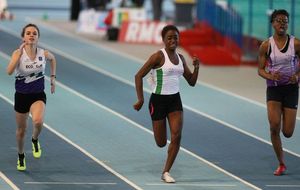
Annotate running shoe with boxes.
[161,172,176,183]
[32,139,42,158]
[17,155,26,171]
[274,164,286,176]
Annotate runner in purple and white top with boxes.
[266,35,299,87]
[15,47,46,93]
[258,9,300,176]
[7,23,57,171]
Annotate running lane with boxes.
[0,98,138,190]
[0,55,258,190]
[1,22,300,190]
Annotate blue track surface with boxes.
[1,8,300,190]
[0,98,136,190]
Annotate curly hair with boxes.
[270,9,289,23]
[161,25,179,39]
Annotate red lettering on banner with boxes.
[124,22,139,42]
[119,21,168,44]
[138,23,155,43]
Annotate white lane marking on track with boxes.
[146,183,236,187]
[266,184,300,188]
[0,21,293,112]
[0,28,270,189]
[184,104,300,158]
[0,76,261,190]
[24,182,116,185]
[0,171,20,190]
[1,24,300,159]
[0,28,282,190]
[25,18,284,111]
[0,93,142,190]
[26,18,143,63]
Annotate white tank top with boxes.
[15,48,46,93]
[266,35,299,86]
[148,48,184,95]
[15,47,46,83]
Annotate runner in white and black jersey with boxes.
[133,24,200,183]
[7,23,57,171]
[258,9,300,176]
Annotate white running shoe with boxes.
[161,172,175,183]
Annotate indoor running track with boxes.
[1,19,300,190]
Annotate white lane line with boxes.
[0,171,20,190]
[0,91,142,190]
[0,34,271,190]
[184,104,300,159]
[10,37,297,160]
[48,81,263,190]
[24,182,116,185]
[4,19,300,122]
[0,51,10,59]
[146,183,236,187]
[25,18,297,114]
[0,77,261,190]
[266,185,300,188]
[26,18,143,63]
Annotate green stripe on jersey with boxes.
[155,68,163,94]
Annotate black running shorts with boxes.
[14,91,47,113]
[266,83,299,109]
[148,92,183,121]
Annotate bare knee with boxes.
[157,143,166,148]
[156,139,167,148]
[282,123,296,138]
[270,126,280,136]
[283,131,293,138]
[32,118,43,127]
[16,127,26,138]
